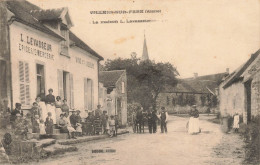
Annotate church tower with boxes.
[141,32,149,61]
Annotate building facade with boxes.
[219,49,260,124]
[0,1,103,116]
[99,70,127,126]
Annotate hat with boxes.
[76,110,81,112]
[70,109,76,112]
[192,105,197,108]
[48,88,53,92]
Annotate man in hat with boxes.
[159,107,169,133]
[101,111,108,134]
[10,103,23,123]
[94,105,102,117]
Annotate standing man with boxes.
[147,109,153,134]
[101,111,108,134]
[94,105,102,117]
[151,109,158,133]
[136,107,143,133]
[159,107,168,133]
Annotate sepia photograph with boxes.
[0,0,259,164]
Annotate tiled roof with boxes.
[163,72,228,94]
[6,1,64,40]
[99,70,125,88]
[30,8,64,21]
[5,0,103,60]
[223,49,260,89]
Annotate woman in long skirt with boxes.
[55,96,63,123]
[188,105,200,134]
[45,88,56,124]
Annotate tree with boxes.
[103,55,178,111]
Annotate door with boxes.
[117,98,122,125]
[245,80,252,123]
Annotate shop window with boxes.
[36,64,45,98]
[60,28,69,57]
[84,78,93,110]
[122,81,125,93]
[19,61,30,106]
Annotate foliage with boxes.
[242,115,260,164]
[104,55,178,111]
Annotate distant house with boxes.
[157,72,228,113]
[99,70,127,126]
[219,49,260,124]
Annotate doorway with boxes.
[245,80,252,123]
[36,64,45,97]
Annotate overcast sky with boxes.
[29,0,260,78]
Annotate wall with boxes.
[0,2,12,109]
[114,71,127,125]
[9,21,99,114]
[219,81,245,121]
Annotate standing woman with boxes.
[36,96,47,122]
[55,96,63,123]
[188,105,200,134]
[45,88,56,124]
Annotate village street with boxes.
[33,115,245,165]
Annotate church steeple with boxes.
[141,31,149,61]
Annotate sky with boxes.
[28,0,260,78]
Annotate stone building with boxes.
[157,72,228,113]
[0,1,103,115]
[219,49,260,124]
[99,70,127,126]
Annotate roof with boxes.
[163,72,228,94]
[99,70,125,88]
[6,0,103,60]
[6,1,64,40]
[30,8,64,21]
[69,31,104,60]
[223,49,260,89]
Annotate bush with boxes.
[242,115,260,164]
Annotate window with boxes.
[60,29,69,56]
[122,81,125,93]
[19,61,30,105]
[36,64,45,97]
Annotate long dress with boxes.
[39,101,47,122]
[233,115,239,129]
[55,101,63,123]
[188,110,200,134]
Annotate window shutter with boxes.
[69,73,74,109]
[20,84,25,105]
[19,61,24,82]
[19,61,30,106]
[84,78,88,110]
[57,70,63,99]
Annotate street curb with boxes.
[57,130,129,145]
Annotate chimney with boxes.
[226,68,229,74]
[194,73,198,78]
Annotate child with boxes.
[233,113,240,133]
[45,112,54,135]
[39,119,46,135]
[109,115,116,137]
[32,115,40,133]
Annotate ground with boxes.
[29,115,245,165]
